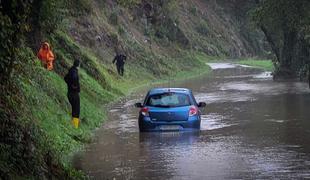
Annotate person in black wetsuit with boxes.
[113,54,127,76]
[64,60,80,128]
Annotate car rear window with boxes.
[146,92,191,107]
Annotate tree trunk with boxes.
[279,29,297,77]
[260,25,280,62]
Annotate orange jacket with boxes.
[37,42,55,70]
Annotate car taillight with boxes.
[189,106,198,116]
[141,107,149,116]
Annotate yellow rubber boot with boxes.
[72,118,80,128]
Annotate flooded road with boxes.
[74,63,310,179]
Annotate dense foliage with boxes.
[0,1,80,179]
[251,0,310,79]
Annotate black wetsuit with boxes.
[113,54,127,76]
[64,66,80,118]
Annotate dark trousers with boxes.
[67,92,80,118]
[116,64,124,76]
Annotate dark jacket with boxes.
[113,54,127,66]
[64,66,80,93]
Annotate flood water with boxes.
[74,63,310,179]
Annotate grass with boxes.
[2,0,269,178]
[6,6,229,175]
[2,0,245,176]
[193,51,226,62]
[22,68,109,153]
[237,59,274,71]
[17,39,216,178]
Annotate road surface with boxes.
[74,63,310,179]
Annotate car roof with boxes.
[148,88,191,95]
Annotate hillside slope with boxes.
[0,0,267,178]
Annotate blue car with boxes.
[135,88,206,132]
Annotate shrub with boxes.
[117,0,141,7]
[66,0,92,16]
[196,20,209,36]
[118,25,125,35]
[38,0,65,33]
[190,6,198,16]
[109,11,118,25]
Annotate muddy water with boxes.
[74,63,310,179]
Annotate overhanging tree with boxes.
[251,0,310,78]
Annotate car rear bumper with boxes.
[139,116,201,132]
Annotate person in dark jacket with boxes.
[64,60,80,128]
[113,54,127,76]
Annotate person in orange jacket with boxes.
[37,42,55,70]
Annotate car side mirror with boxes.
[198,102,206,108]
[135,103,143,108]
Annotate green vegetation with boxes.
[196,20,209,36]
[237,59,274,71]
[17,50,212,179]
[1,0,269,179]
[251,0,310,78]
